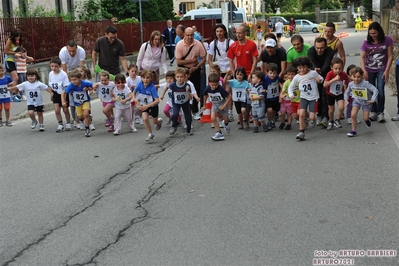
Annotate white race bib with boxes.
[137,93,153,105]
[0,86,10,99]
[49,81,63,94]
[267,83,279,98]
[329,80,343,96]
[300,79,317,97]
[208,92,224,104]
[232,88,247,102]
[173,91,189,104]
[98,86,113,102]
[72,91,88,104]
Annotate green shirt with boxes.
[286,43,311,63]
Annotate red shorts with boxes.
[291,102,300,114]
[0,102,11,110]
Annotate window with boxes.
[67,0,73,13]
[55,0,62,15]
[182,2,195,11]
[18,0,27,16]
[2,0,12,17]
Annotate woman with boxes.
[289,17,296,37]
[4,29,23,101]
[360,21,393,123]
[137,30,167,85]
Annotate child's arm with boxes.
[7,85,19,93]
[122,92,132,105]
[160,84,169,100]
[61,91,67,107]
[46,87,54,100]
[367,83,378,103]
[224,70,233,83]
[323,74,340,88]
[186,85,193,101]
[202,95,209,111]
[110,90,117,102]
[92,82,100,91]
[219,93,232,111]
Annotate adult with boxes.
[355,16,362,32]
[175,24,201,44]
[137,30,167,84]
[360,22,393,123]
[4,29,23,101]
[289,17,296,37]
[308,37,335,125]
[274,19,284,44]
[92,25,128,76]
[175,27,206,117]
[227,25,258,76]
[192,25,204,42]
[258,38,287,80]
[207,24,234,76]
[286,35,311,66]
[59,40,86,72]
[161,20,177,66]
[319,22,346,66]
[267,17,273,33]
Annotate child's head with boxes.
[128,63,138,77]
[76,66,92,80]
[14,47,27,53]
[266,63,278,80]
[208,73,220,90]
[285,65,297,81]
[165,70,176,84]
[346,64,356,76]
[349,67,364,84]
[26,68,41,82]
[330,58,344,76]
[292,57,312,75]
[0,63,5,76]
[114,73,126,87]
[234,67,247,81]
[251,71,264,85]
[68,69,82,85]
[140,69,153,86]
[99,71,111,85]
[50,57,62,73]
[210,64,221,75]
[184,67,190,80]
[175,67,186,85]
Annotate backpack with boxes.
[144,42,164,54]
[213,38,231,62]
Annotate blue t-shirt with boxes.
[64,80,93,106]
[227,79,250,103]
[134,82,159,106]
[262,75,280,101]
[0,75,13,103]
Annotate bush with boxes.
[254,12,316,22]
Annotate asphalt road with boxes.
[1,28,398,266]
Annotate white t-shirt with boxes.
[288,70,323,101]
[275,22,284,34]
[207,38,234,72]
[97,82,115,103]
[58,45,86,71]
[17,81,49,106]
[113,86,131,109]
[48,70,69,94]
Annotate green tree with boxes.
[157,0,175,19]
[100,0,137,20]
[140,0,163,21]
[263,0,302,13]
[362,0,372,18]
[301,0,341,12]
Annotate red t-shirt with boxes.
[227,40,258,75]
[325,70,350,96]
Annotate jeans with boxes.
[395,65,399,114]
[367,71,385,114]
[18,73,26,97]
[171,101,191,133]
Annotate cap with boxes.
[265,39,276,47]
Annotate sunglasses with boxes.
[115,81,126,84]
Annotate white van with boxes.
[180,8,247,28]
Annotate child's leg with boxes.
[28,110,36,121]
[328,104,335,121]
[336,100,344,120]
[103,104,113,120]
[171,104,180,127]
[163,104,171,118]
[363,110,370,122]
[351,106,360,131]
[142,112,152,134]
[182,102,192,133]
[54,103,63,123]
[63,106,71,123]
[37,111,44,124]
[82,103,91,127]
[346,100,352,119]
[211,111,219,131]
[266,107,274,122]
[124,107,133,130]
[113,108,122,131]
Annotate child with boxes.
[262,63,280,131]
[168,67,193,136]
[76,65,95,131]
[133,70,163,141]
[14,47,33,100]
[209,64,228,127]
[93,71,115,132]
[160,71,181,125]
[249,71,268,132]
[111,74,137,135]
[62,69,93,137]
[225,67,250,129]
[49,57,71,132]
[8,69,53,131]
[126,63,142,125]
[203,73,232,141]
[184,68,201,129]
[0,64,14,127]
[279,66,297,130]
[344,67,378,137]
[256,25,263,49]
[288,57,324,141]
[323,58,350,131]
[345,64,361,125]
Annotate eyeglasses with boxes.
[115,81,126,84]
[185,34,194,37]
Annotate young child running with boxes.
[8,69,53,131]
[111,74,137,135]
[323,58,350,131]
[76,65,96,131]
[288,57,324,141]
[62,69,93,137]
[209,64,227,127]
[160,71,181,126]
[345,64,361,125]
[0,64,14,127]
[263,63,280,131]
[344,67,378,137]
[126,63,142,125]
[93,71,115,132]
[14,47,33,100]
[225,67,250,129]
[133,70,163,141]
[249,70,268,132]
[203,73,232,141]
[168,67,193,136]
[279,66,297,130]
[49,57,71,132]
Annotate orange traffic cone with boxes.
[200,97,212,123]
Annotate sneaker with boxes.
[12,95,21,102]
[108,125,114,132]
[139,118,144,125]
[166,117,171,125]
[89,124,96,130]
[146,133,155,141]
[31,120,38,129]
[135,116,141,124]
[347,131,357,137]
[85,128,91,137]
[5,121,12,127]
[262,124,269,132]
[131,126,138,132]
[340,113,345,120]
[346,118,352,124]
[228,113,234,122]
[365,119,372,128]
[271,121,276,128]
[284,124,292,130]
[155,118,163,130]
[186,131,193,136]
[392,114,399,121]
[21,95,27,101]
[39,124,45,131]
[105,118,111,127]
[377,113,385,123]
[279,122,285,129]
[224,124,231,134]
[113,129,120,135]
[211,131,225,141]
[319,117,328,128]
[369,112,377,121]
[170,127,177,135]
[316,116,322,126]
[56,124,64,132]
[0,120,3,127]
[253,126,259,133]
[267,122,272,131]
[65,123,71,131]
[243,121,250,130]
[308,120,315,129]
[193,113,201,120]
[327,121,333,131]
[79,123,85,130]
[296,132,305,140]
[334,119,342,128]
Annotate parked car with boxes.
[269,16,289,31]
[295,19,320,33]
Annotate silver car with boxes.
[295,19,320,33]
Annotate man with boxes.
[175,24,201,44]
[162,20,177,66]
[227,25,258,76]
[308,37,335,126]
[274,19,284,44]
[175,27,206,119]
[286,35,311,65]
[92,25,128,76]
[258,38,287,80]
[59,40,86,72]
[319,22,346,66]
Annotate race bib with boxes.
[293,87,300,98]
[232,88,247,102]
[250,92,259,106]
[267,83,279,98]
[49,82,62,93]
[330,81,343,96]
[115,92,126,101]
[173,91,189,104]
[352,88,367,100]
[208,92,224,104]
[72,91,88,104]
[0,86,9,99]
[137,93,153,105]
[300,79,317,97]
[98,86,113,102]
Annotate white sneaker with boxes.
[377,113,385,123]
[155,117,163,130]
[135,116,141,124]
[56,124,64,132]
[228,113,234,122]
[89,123,96,130]
[65,123,71,131]
[391,114,399,121]
[131,126,138,132]
[113,129,120,135]
[139,118,144,125]
[369,112,377,121]
[79,123,85,130]
[145,133,154,141]
[193,113,201,120]
[21,95,27,101]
